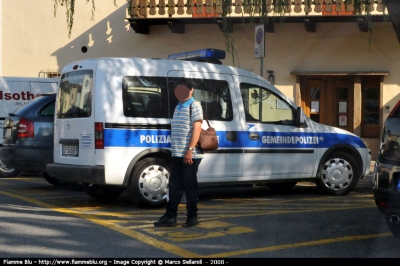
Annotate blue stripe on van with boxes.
[103,128,367,149]
[104,129,171,148]
[242,131,366,148]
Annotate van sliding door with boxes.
[167,71,244,182]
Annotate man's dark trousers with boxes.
[165,157,201,219]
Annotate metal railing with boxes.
[129,0,384,18]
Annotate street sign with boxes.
[255,24,265,59]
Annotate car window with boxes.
[13,96,45,115]
[39,100,55,117]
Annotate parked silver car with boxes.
[0,93,59,185]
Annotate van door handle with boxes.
[225,131,237,142]
[248,133,260,140]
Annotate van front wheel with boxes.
[316,152,360,196]
[128,157,170,208]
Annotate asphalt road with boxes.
[0,171,399,260]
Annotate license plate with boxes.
[4,128,11,138]
[62,145,78,157]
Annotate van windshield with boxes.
[56,70,93,118]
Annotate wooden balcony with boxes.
[125,0,400,43]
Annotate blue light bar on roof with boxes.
[168,48,226,61]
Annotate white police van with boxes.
[0,77,58,177]
[47,49,371,207]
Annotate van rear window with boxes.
[56,70,93,119]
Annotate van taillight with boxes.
[95,122,104,149]
[17,118,34,138]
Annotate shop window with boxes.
[362,76,380,138]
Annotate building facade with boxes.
[2,0,400,159]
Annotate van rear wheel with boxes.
[128,157,169,208]
[316,152,359,196]
[83,183,125,201]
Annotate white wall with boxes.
[2,0,400,111]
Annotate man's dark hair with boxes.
[174,78,193,90]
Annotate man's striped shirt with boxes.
[171,101,204,159]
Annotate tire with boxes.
[316,151,360,196]
[127,157,170,208]
[42,172,62,186]
[267,182,297,193]
[0,160,20,177]
[385,213,400,240]
[83,183,125,201]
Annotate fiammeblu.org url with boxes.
[39,259,108,265]
[2,259,109,265]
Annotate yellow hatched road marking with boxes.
[143,221,255,242]
[179,206,377,221]
[0,190,200,258]
[0,190,391,258]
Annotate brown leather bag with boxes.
[190,103,219,151]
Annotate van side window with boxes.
[57,70,93,118]
[168,78,233,121]
[240,83,295,125]
[122,76,168,118]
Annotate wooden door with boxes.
[302,76,354,132]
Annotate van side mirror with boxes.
[295,107,307,127]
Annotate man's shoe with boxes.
[154,216,177,227]
[183,217,198,227]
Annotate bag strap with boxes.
[190,102,211,128]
